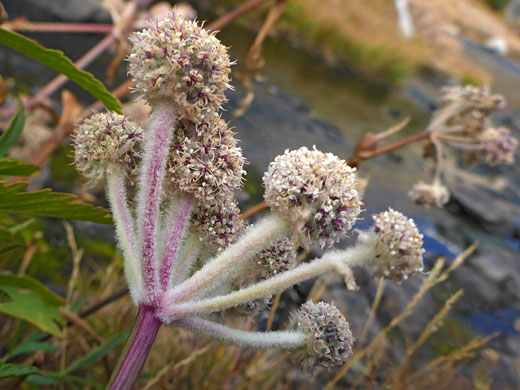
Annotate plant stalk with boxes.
[108,305,162,390]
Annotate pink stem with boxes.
[136,103,176,304]
[108,305,161,390]
[158,195,192,292]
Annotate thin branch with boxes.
[239,201,267,220]
[208,0,272,32]
[3,19,114,33]
[348,130,431,167]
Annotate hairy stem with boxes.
[170,234,201,286]
[162,214,289,304]
[108,305,162,390]
[161,243,373,320]
[157,194,193,292]
[136,102,177,304]
[106,165,143,304]
[176,317,305,349]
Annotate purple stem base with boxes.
[108,305,162,390]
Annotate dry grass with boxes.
[0,234,495,390]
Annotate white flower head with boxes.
[263,146,362,249]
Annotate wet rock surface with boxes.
[3,0,109,22]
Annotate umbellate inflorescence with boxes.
[73,112,143,185]
[368,208,425,282]
[72,12,430,388]
[263,146,362,249]
[128,14,232,121]
[292,301,354,373]
[409,84,518,209]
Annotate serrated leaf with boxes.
[0,28,121,113]
[62,331,129,375]
[0,274,65,306]
[0,158,39,176]
[0,287,11,303]
[0,181,112,225]
[0,363,41,378]
[0,274,66,336]
[0,285,64,336]
[0,102,24,156]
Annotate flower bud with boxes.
[73,112,143,184]
[292,301,354,373]
[408,181,450,208]
[263,147,362,249]
[370,208,424,282]
[128,14,232,121]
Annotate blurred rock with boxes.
[378,275,435,336]
[487,355,520,390]
[451,266,502,313]
[4,0,109,22]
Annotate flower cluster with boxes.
[478,126,518,166]
[128,14,232,121]
[263,146,362,248]
[293,301,354,372]
[191,198,244,253]
[72,13,430,388]
[408,181,450,208]
[166,115,247,205]
[368,208,425,282]
[73,112,143,184]
[409,85,518,208]
[231,237,297,313]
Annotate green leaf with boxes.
[0,286,64,336]
[0,103,24,157]
[0,274,65,336]
[0,363,41,379]
[0,225,25,256]
[7,341,58,360]
[0,158,39,176]
[26,374,57,385]
[0,28,121,113]
[0,287,12,303]
[43,371,104,389]
[62,331,129,375]
[0,181,112,225]
[0,274,65,306]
